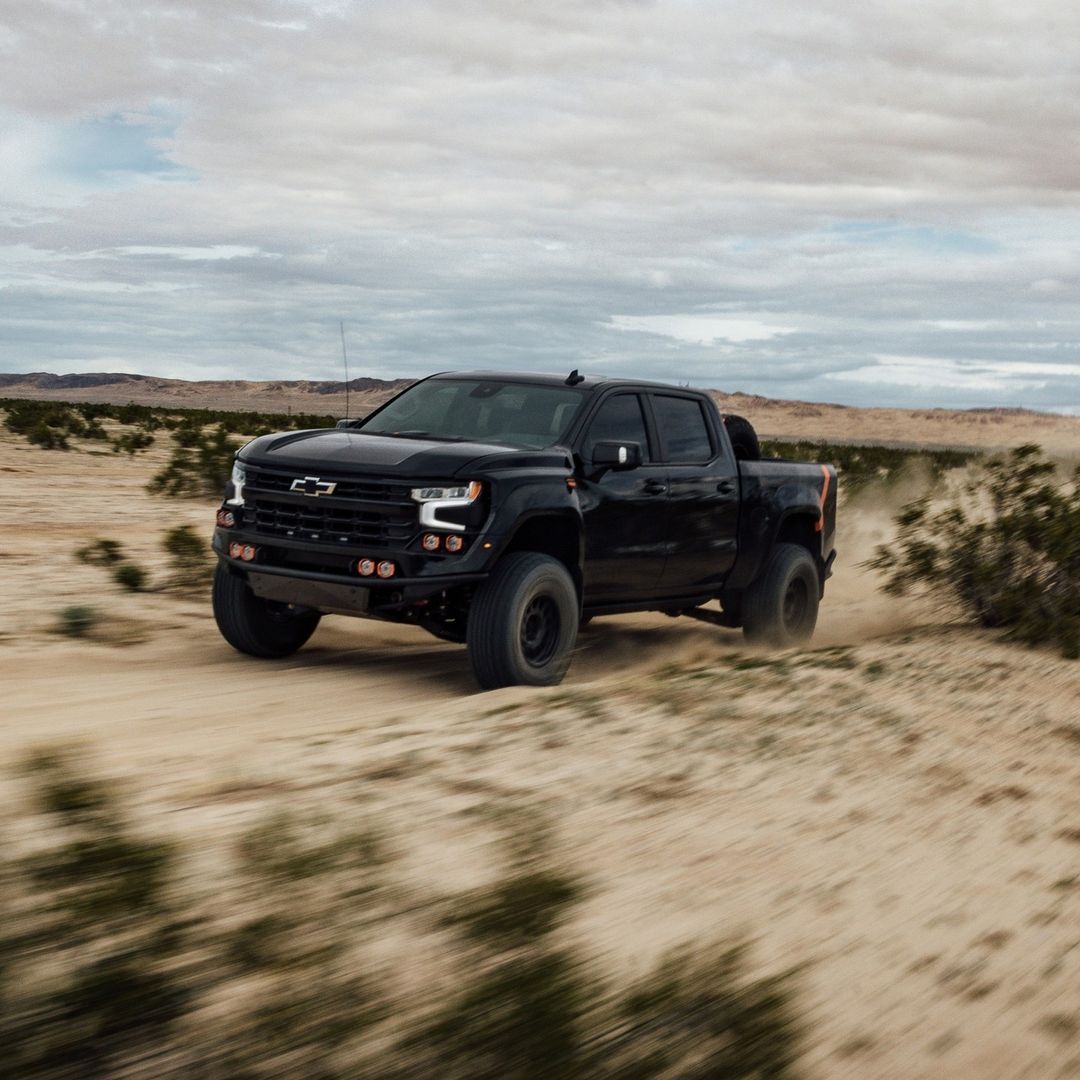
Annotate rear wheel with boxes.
[742,543,820,647]
[466,553,578,689]
[212,563,321,659]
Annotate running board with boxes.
[678,606,740,628]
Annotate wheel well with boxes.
[775,514,825,593]
[503,516,581,592]
[775,514,819,559]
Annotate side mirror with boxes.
[590,441,642,471]
[336,418,357,429]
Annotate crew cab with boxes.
[211,371,837,688]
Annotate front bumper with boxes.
[212,528,491,614]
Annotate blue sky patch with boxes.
[51,106,195,187]
[827,220,998,255]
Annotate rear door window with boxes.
[650,395,714,463]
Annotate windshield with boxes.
[357,379,587,449]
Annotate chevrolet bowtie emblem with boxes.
[290,476,337,497]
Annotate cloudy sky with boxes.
[2,0,1080,411]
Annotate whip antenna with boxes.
[340,321,350,421]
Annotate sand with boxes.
[2,408,1079,1077]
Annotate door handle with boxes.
[643,479,668,495]
[716,480,736,495]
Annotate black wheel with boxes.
[466,553,578,689]
[742,543,820,647]
[723,414,761,461]
[212,563,321,659]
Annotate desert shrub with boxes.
[2,402,90,450]
[27,421,69,450]
[76,538,125,566]
[112,562,147,592]
[0,757,805,1080]
[111,431,154,456]
[4,398,334,445]
[761,439,977,494]
[600,945,803,1079]
[870,444,1080,657]
[172,419,202,448]
[148,424,241,498]
[410,830,802,1080]
[4,401,70,435]
[0,751,189,1078]
[162,525,211,585]
[54,606,100,637]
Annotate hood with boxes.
[237,428,563,478]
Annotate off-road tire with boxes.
[742,543,820,647]
[466,552,578,689]
[723,414,761,461]
[212,563,321,659]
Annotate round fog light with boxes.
[422,533,441,551]
[241,545,256,562]
[229,542,243,558]
[217,509,236,529]
[376,560,396,579]
[445,535,465,553]
[357,559,375,576]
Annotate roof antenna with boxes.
[565,368,584,386]
[340,320,350,421]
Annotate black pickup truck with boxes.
[211,371,837,688]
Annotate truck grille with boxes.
[244,466,416,549]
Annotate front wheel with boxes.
[742,543,820,647]
[466,553,579,689]
[212,564,321,659]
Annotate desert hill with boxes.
[1,370,1078,454]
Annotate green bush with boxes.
[1,752,188,1077]
[2,398,336,463]
[76,538,125,566]
[0,755,805,1080]
[870,444,1080,657]
[112,562,147,592]
[172,420,202,448]
[162,525,210,585]
[3,402,88,450]
[149,425,240,498]
[111,431,154,456]
[55,606,100,637]
[761,439,977,494]
[27,421,69,450]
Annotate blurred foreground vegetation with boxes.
[871,445,1080,658]
[0,750,803,1079]
[761,439,978,494]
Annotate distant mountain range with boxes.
[0,372,408,395]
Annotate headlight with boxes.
[410,482,482,503]
[226,459,246,505]
[410,481,482,531]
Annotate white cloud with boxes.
[1,0,1080,410]
[609,315,798,344]
[110,245,271,260]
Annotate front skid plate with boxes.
[246,570,369,613]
